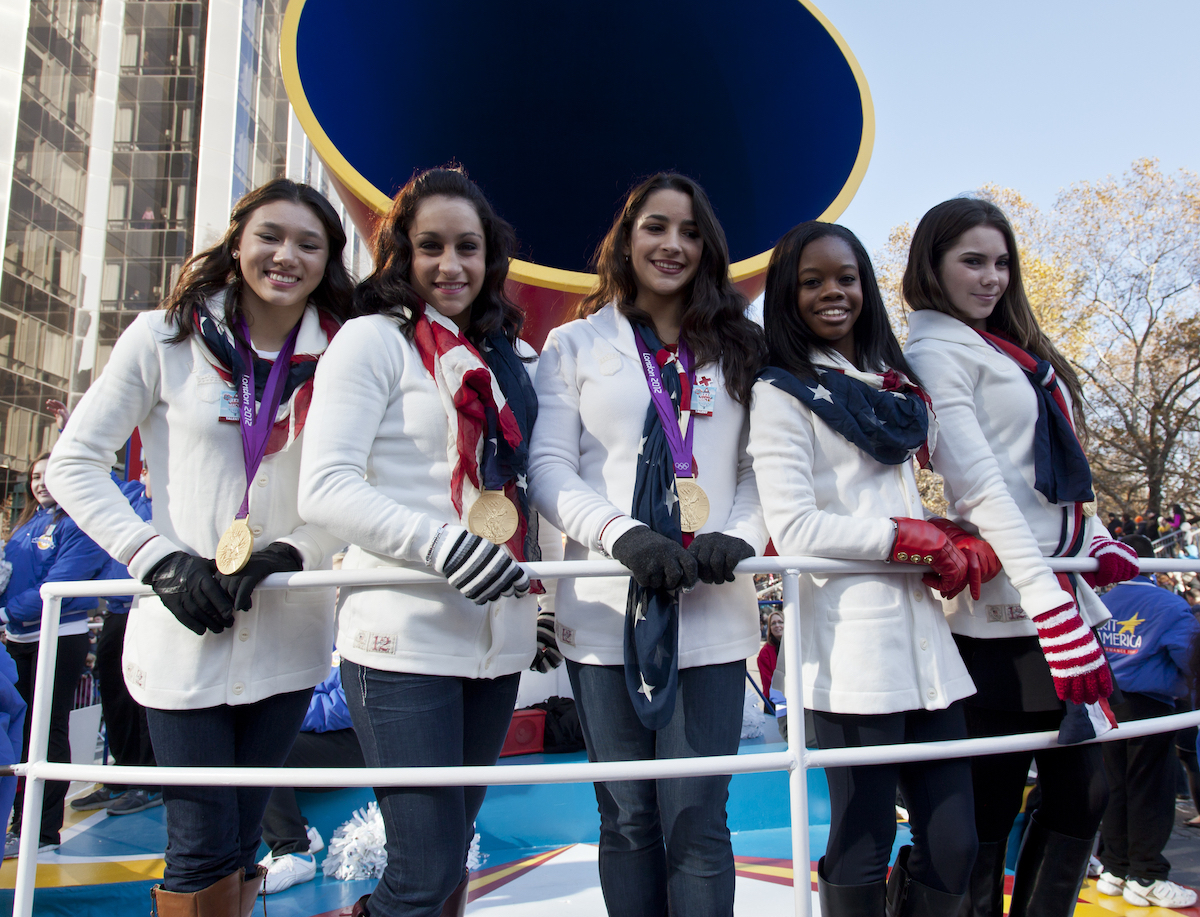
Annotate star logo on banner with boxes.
[638,673,655,703]
[638,435,647,456]
[517,473,527,491]
[1116,613,1145,635]
[664,487,678,511]
[809,384,833,403]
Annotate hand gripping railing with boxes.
[12,557,1200,917]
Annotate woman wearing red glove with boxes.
[749,222,995,917]
[903,198,1136,917]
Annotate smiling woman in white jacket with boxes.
[902,198,1140,917]
[297,167,540,917]
[748,221,992,917]
[45,178,353,914]
[529,173,767,917]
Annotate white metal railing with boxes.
[11,557,1200,917]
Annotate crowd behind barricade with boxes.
[0,168,1195,917]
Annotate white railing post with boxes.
[12,592,64,917]
[782,569,811,917]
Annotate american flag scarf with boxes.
[411,307,541,571]
[191,297,339,456]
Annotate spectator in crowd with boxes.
[757,610,783,705]
[0,632,24,843]
[3,454,109,857]
[1095,534,1199,909]
[71,465,160,816]
[258,663,364,895]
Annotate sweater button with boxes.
[256,476,268,487]
[251,525,263,536]
[239,628,249,642]
[232,683,244,695]
[484,659,491,669]
[920,639,928,650]
[913,590,924,601]
[927,689,937,700]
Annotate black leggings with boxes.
[964,706,1108,843]
[813,704,978,893]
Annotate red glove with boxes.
[891,517,970,599]
[1032,601,1113,704]
[1082,535,1140,589]
[926,518,1002,601]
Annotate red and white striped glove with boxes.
[1032,601,1113,704]
[1081,535,1139,589]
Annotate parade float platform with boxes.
[2,736,1197,916]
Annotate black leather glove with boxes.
[215,542,304,611]
[143,552,235,635]
[530,610,563,672]
[687,532,754,584]
[611,526,699,591]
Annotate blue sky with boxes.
[816,0,1200,256]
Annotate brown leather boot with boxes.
[441,871,469,916]
[240,865,267,917]
[151,870,243,916]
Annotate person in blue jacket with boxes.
[70,467,160,816]
[0,643,27,845]
[2,452,109,856]
[258,664,364,894]
[1095,534,1200,909]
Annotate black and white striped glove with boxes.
[530,611,563,672]
[431,525,530,605]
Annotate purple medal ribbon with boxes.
[231,317,301,519]
[633,326,696,478]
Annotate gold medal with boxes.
[467,490,519,543]
[216,517,254,574]
[676,478,710,533]
[1081,500,1097,518]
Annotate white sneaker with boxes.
[306,825,324,854]
[261,852,316,895]
[1122,878,1198,908]
[1096,870,1125,896]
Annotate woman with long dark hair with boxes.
[47,177,352,915]
[528,173,768,916]
[749,221,989,916]
[903,197,1139,916]
[2,453,107,857]
[298,166,540,917]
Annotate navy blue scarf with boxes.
[625,325,686,730]
[978,331,1093,506]
[758,364,931,465]
[480,333,541,566]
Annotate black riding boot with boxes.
[886,846,966,917]
[1006,816,1093,917]
[955,840,1008,917]
[818,855,887,917]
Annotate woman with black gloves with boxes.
[2,453,108,856]
[46,178,352,915]
[528,173,768,917]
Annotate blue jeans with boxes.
[146,689,312,892]
[341,661,520,917]
[567,660,744,917]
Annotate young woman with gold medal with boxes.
[47,178,353,916]
[528,173,767,917]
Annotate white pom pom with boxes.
[321,802,388,881]
[740,687,766,740]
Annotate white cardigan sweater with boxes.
[747,355,975,715]
[904,309,1110,637]
[46,305,343,710]
[528,305,767,669]
[297,312,538,679]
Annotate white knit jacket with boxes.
[747,355,975,715]
[527,304,767,669]
[46,304,343,710]
[297,312,538,679]
[903,309,1110,638]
